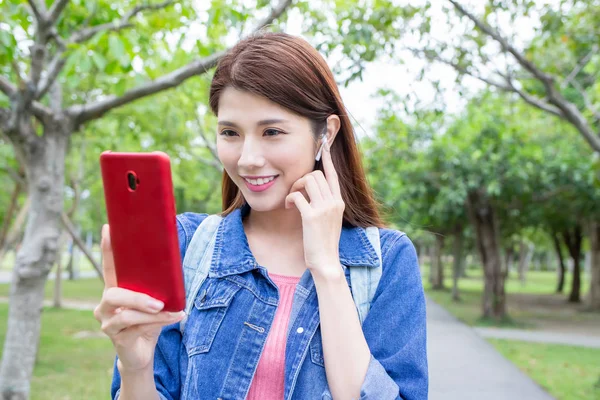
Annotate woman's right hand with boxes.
[94,224,185,373]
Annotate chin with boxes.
[241,190,287,212]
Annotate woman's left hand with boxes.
[285,140,345,280]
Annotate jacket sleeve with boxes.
[111,213,208,399]
[357,230,429,400]
[112,321,184,400]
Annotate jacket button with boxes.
[297,327,304,334]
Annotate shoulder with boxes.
[176,212,209,260]
[376,227,421,289]
[378,227,417,264]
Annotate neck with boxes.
[244,205,304,238]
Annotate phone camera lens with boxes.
[127,172,138,191]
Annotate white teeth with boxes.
[245,176,275,186]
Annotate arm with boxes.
[314,231,428,400]
[358,231,429,400]
[313,268,372,400]
[111,322,184,400]
[111,213,209,399]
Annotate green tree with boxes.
[0,1,293,397]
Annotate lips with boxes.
[243,175,279,192]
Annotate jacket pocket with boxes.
[310,326,325,367]
[183,278,242,356]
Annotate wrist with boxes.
[117,359,154,377]
[118,360,159,400]
[311,264,345,285]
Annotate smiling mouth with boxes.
[242,175,279,192]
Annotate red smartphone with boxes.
[100,151,185,312]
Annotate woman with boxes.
[96,32,428,400]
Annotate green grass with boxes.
[422,264,599,328]
[0,304,115,400]
[488,339,600,400]
[0,278,104,303]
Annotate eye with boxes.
[219,129,238,137]
[264,128,284,137]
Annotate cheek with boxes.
[275,142,315,175]
[217,142,238,165]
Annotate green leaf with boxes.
[91,52,107,71]
[109,35,126,61]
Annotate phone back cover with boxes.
[100,151,185,311]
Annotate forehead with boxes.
[217,87,307,126]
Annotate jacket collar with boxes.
[209,204,379,278]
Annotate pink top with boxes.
[246,272,302,400]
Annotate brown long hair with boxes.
[209,32,385,228]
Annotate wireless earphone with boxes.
[315,133,327,161]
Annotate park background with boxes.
[0,0,599,399]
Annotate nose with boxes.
[237,138,266,170]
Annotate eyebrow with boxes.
[217,119,289,128]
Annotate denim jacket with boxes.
[111,205,428,400]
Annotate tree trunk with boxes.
[0,129,68,400]
[0,182,22,251]
[428,245,435,286]
[0,198,30,268]
[431,234,445,290]
[52,232,71,309]
[518,241,534,286]
[562,226,583,303]
[504,246,514,279]
[66,241,75,281]
[53,251,63,309]
[466,190,507,321]
[452,227,464,301]
[589,222,600,311]
[552,231,566,293]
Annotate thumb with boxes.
[101,224,118,289]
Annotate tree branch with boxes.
[498,71,564,118]
[48,0,70,26]
[408,48,563,117]
[194,111,221,168]
[60,213,104,282]
[561,45,598,90]
[69,1,174,44]
[69,0,293,125]
[27,0,45,25]
[0,108,9,133]
[69,52,222,124]
[448,0,554,85]
[0,76,16,97]
[448,0,600,153]
[36,51,67,100]
[571,80,600,121]
[0,165,26,187]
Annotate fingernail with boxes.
[169,311,185,319]
[148,300,164,311]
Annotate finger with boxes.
[114,321,174,342]
[102,309,185,337]
[288,179,312,203]
[285,192,312,216]
[101,224,118,289]
[321,141,341,197]
[97,287,165,318]
[310,170,333,201]
[303,175,324,204]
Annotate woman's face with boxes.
[216,87,319,212]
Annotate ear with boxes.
[323,114,341,146]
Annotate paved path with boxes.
[0,270,98,283]
[426,297,555,400]
[475,327,600,348]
